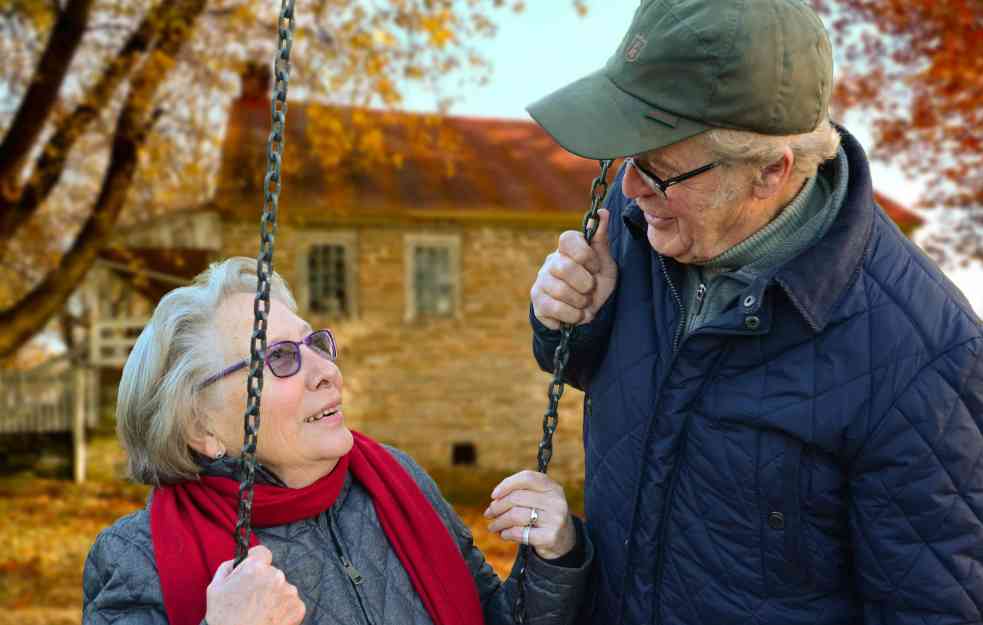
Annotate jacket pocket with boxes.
[761,435,815,594]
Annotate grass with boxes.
[0,433,576,624]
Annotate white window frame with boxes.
[404,233,461,322]
[296,231,358,319]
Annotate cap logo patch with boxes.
[625,34,647,62]
[646,109,679,127]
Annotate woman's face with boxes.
[205,292,353,487]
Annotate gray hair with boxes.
[701,117,841,184]
[116,256,297,485]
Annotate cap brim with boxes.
[526,70,709,160]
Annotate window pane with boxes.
[309,245,348,315]
[414,245,453,317]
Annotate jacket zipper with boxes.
[657,254,687,353]
[646,257,724,625]
[325,509,375,625]
[694,283,707,315]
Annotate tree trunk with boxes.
[0,0,208,359]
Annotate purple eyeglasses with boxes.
[197,329,338,391]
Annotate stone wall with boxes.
[220,220,587,488]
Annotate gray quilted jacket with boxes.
[82,446,592,625]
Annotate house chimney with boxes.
[240,61,271,102]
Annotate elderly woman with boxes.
[82,257,592,625]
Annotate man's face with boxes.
[622,137,749,264]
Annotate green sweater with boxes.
[680,147,849,336]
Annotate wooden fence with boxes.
[0,354,99,482]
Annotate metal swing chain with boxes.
[234,0,296,567]
[513,157,613,624]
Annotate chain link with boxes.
[513,158,612,623]
[234,0,296,567]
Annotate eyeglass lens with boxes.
[629,158,667,199]
[268,343,301,377]
[267,330,337,378]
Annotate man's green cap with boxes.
[527,0,833,159]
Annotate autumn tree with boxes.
[811,0,983,264]
[0,0,582,360]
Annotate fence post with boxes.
[73,367,87,484]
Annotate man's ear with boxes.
[753,146,795,200]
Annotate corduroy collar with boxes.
[771,125,874,332]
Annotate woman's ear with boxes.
[187,418,226,459]
[753,146,795,200]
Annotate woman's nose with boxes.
[304,346,342,390]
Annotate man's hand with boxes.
[531,209,617,330]
[206,545,306,625]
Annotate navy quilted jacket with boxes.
[531,127,983,625]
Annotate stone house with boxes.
[78,75,610,486]
[70,69,923,488]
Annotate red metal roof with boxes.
[214,96,922,230]
[873,191,923,231]
[215,99,605,223]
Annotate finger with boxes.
[288,601,306,625]
[487,505,555,534]
[591,209,617,277]
[283,589,306,625]
[272,567,287,588]
[548,253,596,295]
[540,275,590,310]
[499,524,548,547]
[247,544,273,565]
[589,209,611,247]
[557,230,602,275]
[209,559,235,585]
[535,296,590,327]
[485,490,563,520]
[491,470,555,500]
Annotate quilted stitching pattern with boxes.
[532,130,983,625]
[83,447,594,624]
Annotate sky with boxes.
[402,2,981,313]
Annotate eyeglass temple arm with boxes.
[199,359,250,390]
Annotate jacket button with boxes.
[743,295,756,308]
[744,315,761,330]
[767,511,785,530]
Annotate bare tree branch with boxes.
[0,0,179,242]
[0,0,95,202]
[0,0,208,358]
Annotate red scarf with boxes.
[150,431,483,625]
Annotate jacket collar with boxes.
[771,125,874,332]
[623,125,875,334]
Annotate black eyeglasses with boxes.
[198,329,338,390]
[626,156,720,200]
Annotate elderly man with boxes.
[527,1,983,624]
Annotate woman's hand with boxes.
[206,545,306,625]
[484,470,576,560]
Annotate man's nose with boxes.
[622,161,651,200]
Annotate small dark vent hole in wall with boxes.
[452,442,476,466]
